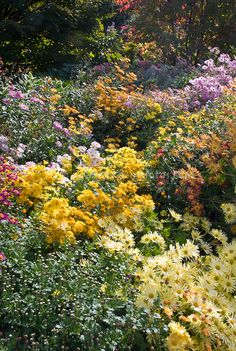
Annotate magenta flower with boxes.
[2,98,11,105]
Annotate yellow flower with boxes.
[167,322,192,351]
[50,94,61,104]
[62,105,79,115]
[52,290,61,297]
[210,229,228,244]
[100,284,107,293]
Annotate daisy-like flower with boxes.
[197,276,218,297]
[169,209,182,222]
[136,294,151,310]
[208,271,222,286]
[142,283,159,306]
[221,203,236,224]
[191,229,203,241]
[201,218,212,233]
[180,240,199,260]
[127,248,143,261]
[210,229,228,244]
[209,258,230,275]
[169,263,186,283]
[200,240,213,254]
[167,322,193,351]
[188,293,203,313]
[219,275,236,293]
[140,231,166,250]
[141,268,157,282]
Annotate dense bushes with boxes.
[1,50,236,350]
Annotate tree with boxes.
[0,0,115,71]
[116,0,236,63]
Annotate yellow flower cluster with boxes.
[73,148,154,234]
[105,147,147,182]
[167,322,192,351]
[94,62,162,145]
[74,148,154,233]
[17,148,154,243]
[39,197,98,244]
[134,212,236,351]
[140,231,166,250]
[17,165,63,205]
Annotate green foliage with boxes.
[0,0,116,71]
[0,221,148,351]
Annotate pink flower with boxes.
[9,89,24,99]
[19,103,29,111]
[0,252,6,261]
[30,97,45,105]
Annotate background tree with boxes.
[116,0,236,63]
[0,0,116,71]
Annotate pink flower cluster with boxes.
[2,86,45,111]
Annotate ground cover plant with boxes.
[0,24,236,351]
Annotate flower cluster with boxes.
[93,60,162,149]
[16,164,63,205]
[1,49,236,351]
[134,212,236,351]
[17,147,154,243]
[0,157,20,224]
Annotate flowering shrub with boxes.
[93,60,162,149]
[0,50,236,350]
[0,74,96,163]
[145,85,236,231]
[135,218,236,350]
[0,222,148,351]
[16,147,155,244]
[0,157,20,224]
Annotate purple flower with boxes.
[2,98,11,105]
[124,97,134,109]
[63,128,71,137]
[53,121,64,131]
[218,54,231,64]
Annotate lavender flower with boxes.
[53,121,64,131]
[0,135,9,152]
[30,97,45,105]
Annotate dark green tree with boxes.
[0,0,115,71]
[117,0,236,63]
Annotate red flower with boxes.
[0,252,6,261]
